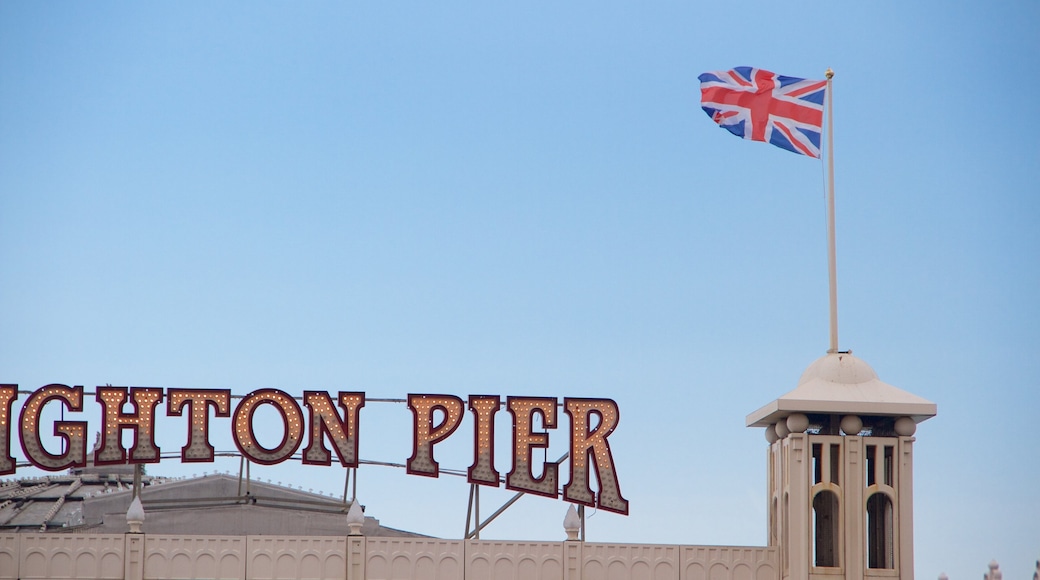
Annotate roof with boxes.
[746,351,937,428]
[0,470,424,537]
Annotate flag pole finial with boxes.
[825,68,834,80]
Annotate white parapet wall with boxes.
[5,533,126,580]
[0,533,779,580]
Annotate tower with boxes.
[747,352,936,580]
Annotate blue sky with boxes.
[1,2,1038,578]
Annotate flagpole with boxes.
[824,68,839,353]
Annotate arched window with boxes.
[866,493,894,568]
[813,490,840,567]
[770,497,778,545]
[783,492,790,573]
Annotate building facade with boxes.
[0,351,936,580]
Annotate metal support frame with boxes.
[132,463,143,499]
[343,467,357,504]
[235,455,252,500]
[464,452,576,540]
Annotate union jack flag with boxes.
[698,67,827,158]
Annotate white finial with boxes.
[563,505,581,541]
[347,500,364,535]
[126,496,145,534]
[986,561,1000,580]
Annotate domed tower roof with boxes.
[746,351,936,428]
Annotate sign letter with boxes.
[467,395,501,486]
[506,397,558,498]
[233,389,305,465]
[302,391,365,467]
[19,384,88,471]
[563,398,629,515]
[407,394,464,477]
[95,387,164,465]
[0,385,17,475]
[167,389,231,462]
